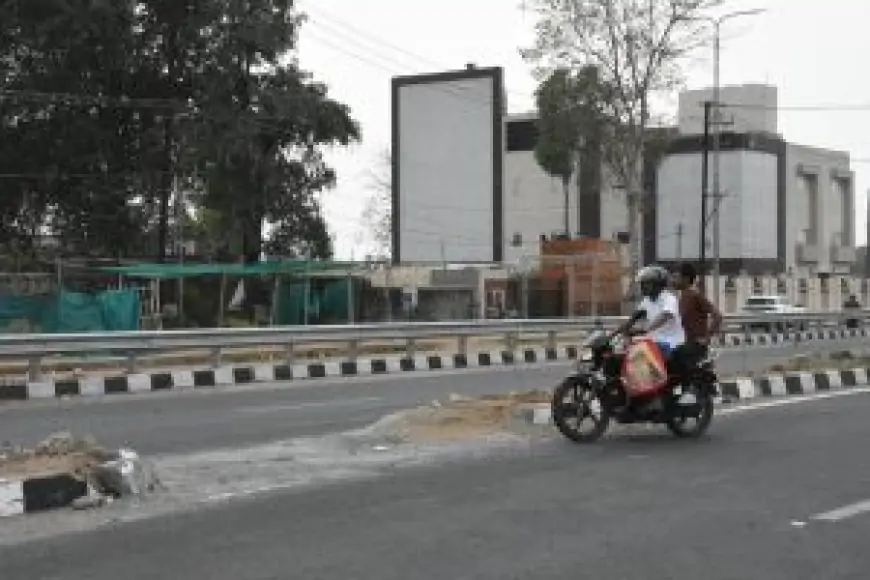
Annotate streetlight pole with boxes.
[700,100,711,287]
[711,18,722,307]
[705,8,765,307]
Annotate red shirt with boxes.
[679,287,715,342]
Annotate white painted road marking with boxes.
[236,396,384,414]
[811,500,870,523]
[719,387,870,417]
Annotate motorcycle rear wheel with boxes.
[551,374,611,444]
[665,387,714,439]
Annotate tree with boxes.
[188,1,359,262]
[0,0,152,259]
[533,66,606,236]
[0,0,359,268]
[522,0,722,281]
[361,148,392,260]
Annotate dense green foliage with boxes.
[0,0,359,263]
[533,66,606,233]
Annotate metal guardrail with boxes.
[0,311,866,381]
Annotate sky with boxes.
[295,0,870,260]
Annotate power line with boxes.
[303,4,532,105]
[0,89,183,110]
[304,6,444,70]
[302,28,497,112]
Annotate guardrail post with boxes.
[284,343,295,367]
[348,339,359,362]
[457,336,468,357]
[546,331,557,352]
[125,352,137,374]
[405,338,417,359]
[27,356,42,382]
[210,347,222,368]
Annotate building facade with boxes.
[390,66,862,312]
[654,84,857,308]
[503,112,631,265]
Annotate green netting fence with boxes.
[276,278,352,325]
[0,289,140,333]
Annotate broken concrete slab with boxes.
[0,433,157,518]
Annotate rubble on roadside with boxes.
[0,432,162,515]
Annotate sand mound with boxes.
[383,390,553,443]
[0,432,118,481]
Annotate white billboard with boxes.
[392,67,503,263]
[656,150,778,261]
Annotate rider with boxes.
[674,262,722,361]
[618,265,686,360]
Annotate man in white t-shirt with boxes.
[619,265,685,355]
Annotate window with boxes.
[833,177,852,244]
[805,175,818,244]
[841,277,851,294]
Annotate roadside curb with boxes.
[719,368,868,400]
[0,329,864,402]
[0,474,88,518]
[511,368,870,428]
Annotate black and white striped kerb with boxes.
[0,473,88,518]
[0,329,863,403]
[0,345,575,401]
[719,368,868,401]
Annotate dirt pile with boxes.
[381,390,553,443]
[0,432,118,481]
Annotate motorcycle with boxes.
[551,329,719,444]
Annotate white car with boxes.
[743,295,807,332]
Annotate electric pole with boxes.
[711,23,722,308]
[702,8,767,306]
[700,100,711,291]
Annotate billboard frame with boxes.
[391,66,505,264]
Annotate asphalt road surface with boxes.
[1,337,865,456]
[3,383,870,578]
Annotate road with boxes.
[0,337,864,455]
[3,382,870,578]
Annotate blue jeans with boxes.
[655,342,673,357]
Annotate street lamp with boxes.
[697,8,766,306]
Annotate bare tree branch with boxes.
[361,147,391,259]
[521,0,723,282]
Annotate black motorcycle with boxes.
[551,330,719,444]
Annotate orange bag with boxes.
[621,337,669,396]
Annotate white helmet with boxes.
[635,265,669,299]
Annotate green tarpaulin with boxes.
[276,278,352,325]
[0,289,140,333]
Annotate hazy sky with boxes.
[296,0,870,259]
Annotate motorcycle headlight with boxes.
[579,349,594,362]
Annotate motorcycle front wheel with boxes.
[551,374,611,444]
[665,386,714,439]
